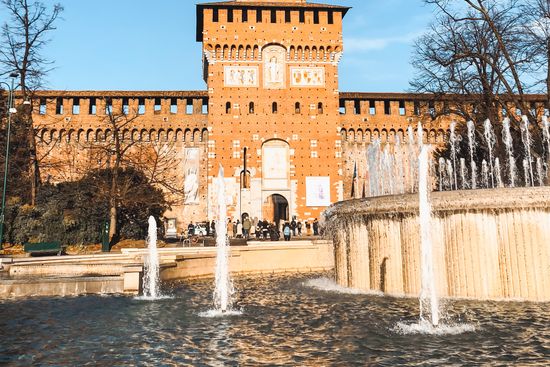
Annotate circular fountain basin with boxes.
[327,187,550,302]
[1,273,549,365]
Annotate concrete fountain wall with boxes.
[327,187,550,302]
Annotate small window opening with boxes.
[270,9,276,23]
[328,11,334,24]
[414,101,420,115]
[55,98,63,115]
[429,101,436,118]
[285,10,291,23]
[170,98,177,114]
[399,100,406,116]
[384,100,391,115]
[105,98,113,115]
[354,100,360,115]
[213,8,219,22]
[295,102,301,114]
[256,9,262,22]
[186,99,193,114]
[226,101,231,114]
[299,10,305,23]
[201,99,208,114]
[242,9,248,22]
[369,100,376,115]
[39,98,46,115]
[227,8,233,22]
[138,98,145,115]
[122,97,129,115]
[318,102,324,114]
[249,102,254,114]
[272,102,278,114]
[154,97,161,113]
[313,11,319,24]
[89,97,96,115]
[72,98,80,115]
[339,100,346,114]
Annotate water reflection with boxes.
[1,273,549,365]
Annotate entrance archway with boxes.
[262,194,289,225]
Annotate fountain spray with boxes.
[419,145,440,327]
[143,216,160,299]
[213,165,233,313]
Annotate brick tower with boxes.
[197,0,350,224]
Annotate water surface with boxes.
[1,273,549,366]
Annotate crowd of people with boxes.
[180,217,321,242]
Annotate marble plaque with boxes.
[290,67,325,87]
[224,66,258,87]
[184,148,200,205]
[306,176,331,207]
[263,45,286,89]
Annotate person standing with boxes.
[236,220,243,238]
[297,221,302,236]
[227,218,234,238]
[283,222,291,241]
[188,222,195,237]
[243,217,251,239]
[211,220,216,237]
[305,221,311,236]
[290,218,297,236]
[313,218,319,236]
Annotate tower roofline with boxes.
[196,1,351,42]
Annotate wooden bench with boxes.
[23,241,65,257]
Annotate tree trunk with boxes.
[108,168,117,246]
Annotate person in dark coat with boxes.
[313,218,319,236]
[297,221,302,236]
[290,219,297,236]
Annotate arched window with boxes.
[318,102,324,114]
[226,102,231,114]
[272,102,278,114]
[249,102,255,114]
[295,102,301,114]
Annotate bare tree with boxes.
[412,0,534,123]
[77,101,184,247]
[0,0,63,205]
[521,0,550,108]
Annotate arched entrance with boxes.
[262,194,289,225]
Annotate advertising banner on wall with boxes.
[184,148,200,205]
[306,177,331,207]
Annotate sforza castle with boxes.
[29,0,547,230]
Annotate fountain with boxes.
[201,165,238,317]
[467,120,478,189]
[502,118,517,187]
[329,116,550,304]
[418,146,439,326]
[142,216,160,299]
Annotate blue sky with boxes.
[2,0,434,92]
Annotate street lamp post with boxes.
[0,73,20,250]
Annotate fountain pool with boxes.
[1,273,550,366]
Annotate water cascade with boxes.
[418,145,440,326]
[449,121,458,189]
[494,158,503,188]
[467,121,478,189]
[521,116,534,186]
[460,158,467,189]
[213,165,234,313]
[142,216,160,299]
[483,119,496,188]
[502,118,517,187]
